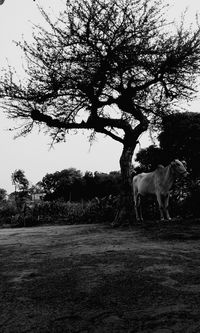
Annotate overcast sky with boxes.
[0,0,200,194]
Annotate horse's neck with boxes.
[163,164,175,190]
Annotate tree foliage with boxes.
[1,0,200,141]
[159,112,200,177]
[11,169,29,215]
[41,168,83,201]
[135,112,200,177]
[40,168,121,201]
[0,188,7,202]
[11,169,29,192]
[134,144,166,172]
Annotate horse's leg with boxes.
[134,192,142,222]
[137,194,143,222]
[134,193,140,221]
[163,194,171,220]
[156,194,165,221]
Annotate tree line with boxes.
[38,169,122,202]
[0,169,121,203]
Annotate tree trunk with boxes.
[110,104,149,226]
[112,143,136,227]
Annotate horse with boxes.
[132,159,188,221]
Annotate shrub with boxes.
[0,201,18,225]
[183,181,200,218]
[34,197,117,225]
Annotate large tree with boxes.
[1,0,200,224]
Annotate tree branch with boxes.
[99,128,124,144]
[30,108,126,143]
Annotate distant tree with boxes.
[41,168,83,201]
[56,168,83,201]
[11,169,29,211]
[29,182,45,201]
[82,171,95,200]
[82,170,122,200]
[134,145,165,172]
[108,171,122,195]
[2,0,200,224]
[11,169,29,193]
[94,172,111,197]
[135,112,200,176]
[40,168,121,201]
[40,172,58,198]
[0,188,7,202]
[29,183,43,194]
[158,112,200,178]
[93,171,122,198]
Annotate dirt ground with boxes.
[1,221,200,332]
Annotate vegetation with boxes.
[1,0,200,225]
[40,169,121,201]
[0,188,7,202]
[159,112,200,178]
[135,112,200,176]
[0,194,118,227]
[0,168,120,227]
[1,111,200,227]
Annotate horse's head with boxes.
[171,159,189,177]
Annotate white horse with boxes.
[132,159,188,221]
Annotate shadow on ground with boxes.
[134,218,200,241]
[1,221,200,332]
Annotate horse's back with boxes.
[133,172,156,196]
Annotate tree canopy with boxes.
[1,0,200,142]
[11,169,29,192]
[0,188,7,202]
[159,112,200,177]
[41,168,83,201]
[134,144,165,172]
[40,168,121,201]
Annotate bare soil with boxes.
[1,221,200,332]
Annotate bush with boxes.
[34,197,117,225]
[0,196,119,227]
[183,181,200,218]
[0,201,18,225]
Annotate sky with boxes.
[0,0,200,194]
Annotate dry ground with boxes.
[1,221,200,332]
